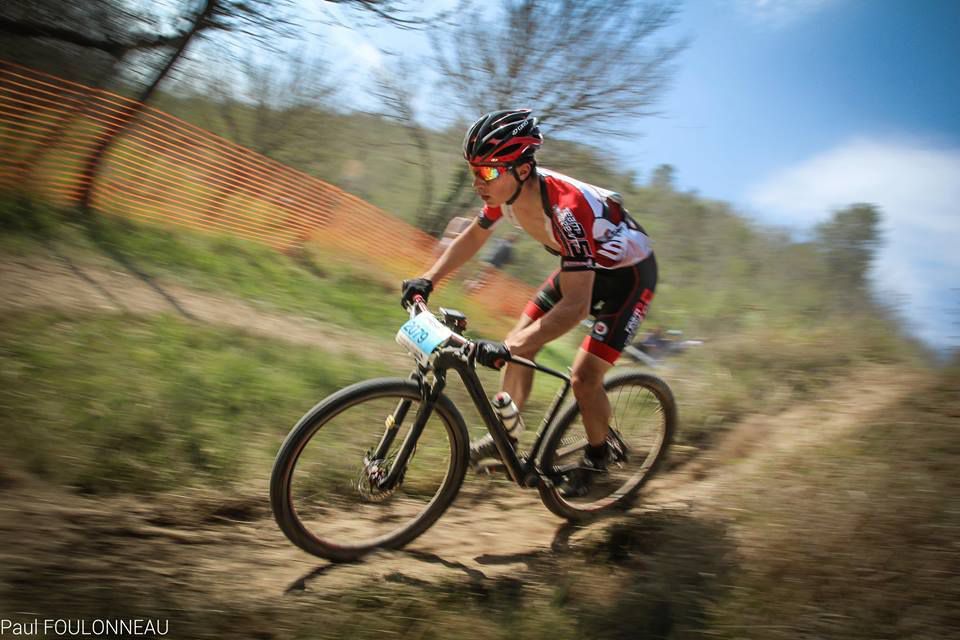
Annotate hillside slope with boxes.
[1,256,954,638]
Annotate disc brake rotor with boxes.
[357,456,398,502]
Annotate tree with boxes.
[433,0,685,132]
[76,0,222,211]
[185,50,339,221]
[651,164,676,191]
[0,0,184,84]
[0,7,183,59]
[200,51,338,159]
[422,0,686,235]
[69,0,445,214]
[373,59,435,228]
[814,203,882,295]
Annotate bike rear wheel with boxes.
[538,370,676,521]
[271,378,469,562]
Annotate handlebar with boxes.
[403,296,567,380]
[407,295,468,349]
[408,294,428,318]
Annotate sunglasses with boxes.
[470,165,511,182]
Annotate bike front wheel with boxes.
[271,378,469,562]
[538,370,677,521]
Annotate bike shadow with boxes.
[285,520,577,593]
[472,518,580,567]
[285,516,621,593]
[285,563,347,594]
[285,505,736,637]
[286,548,499,594]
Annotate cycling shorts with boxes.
[523,254,658,364]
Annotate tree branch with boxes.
[0,16,186,58]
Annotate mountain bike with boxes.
[270,297,677,562]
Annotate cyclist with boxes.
[401,109,657,496]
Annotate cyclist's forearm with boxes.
[424,228,484,282]
[508,301,587,354]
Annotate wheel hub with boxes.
[357,457,397,502]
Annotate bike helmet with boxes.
[463,109,543,165]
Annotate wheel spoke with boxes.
[272,383,465,561]
[540,374,674,518]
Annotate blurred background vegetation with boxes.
[0,1,956,639]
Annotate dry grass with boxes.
[707,366,960,639]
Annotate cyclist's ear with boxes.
[515,161,534,181]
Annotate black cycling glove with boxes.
[474,340,511,370]
[400,277,433,309]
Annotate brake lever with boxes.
[407,295,428,319]
[465,340,478,368]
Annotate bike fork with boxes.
[368,372,423,461]
[377,373,446,491]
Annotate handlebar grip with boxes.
[407,295,429,318]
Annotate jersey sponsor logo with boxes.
[593,218,631,261]
[593,218,624,243]
[597,237,627,261]
[625,308,644,342]
[555,207,585,238]
[555,206,591,258]
[624,289,655,341]
[541,170,652,269]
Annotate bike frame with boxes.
[372,303,577,492]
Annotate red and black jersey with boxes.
[477,168,652,272]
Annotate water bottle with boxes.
[492,391,524,439]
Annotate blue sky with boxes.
[632,0,960,199]
[630,0,960,351]
[315,0,960,351]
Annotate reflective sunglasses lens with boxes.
[474,166,503,182]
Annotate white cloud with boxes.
[353,41,385,69]
[327,26,384,71]
[735,0,838,28]
[746,138,960,349]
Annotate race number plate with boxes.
[396,312,453,362]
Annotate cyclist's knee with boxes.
[570,358,607,395]
[571,370,603,396]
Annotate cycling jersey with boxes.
[476,168,653,272]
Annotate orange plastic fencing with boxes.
[0,59,536,319]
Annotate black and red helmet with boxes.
[463,109,543,165]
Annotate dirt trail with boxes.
[0,254,407,365]
[0,253,568,607]
[643,365,923,510]
[0,365,918,615]
[0,253,924,632]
